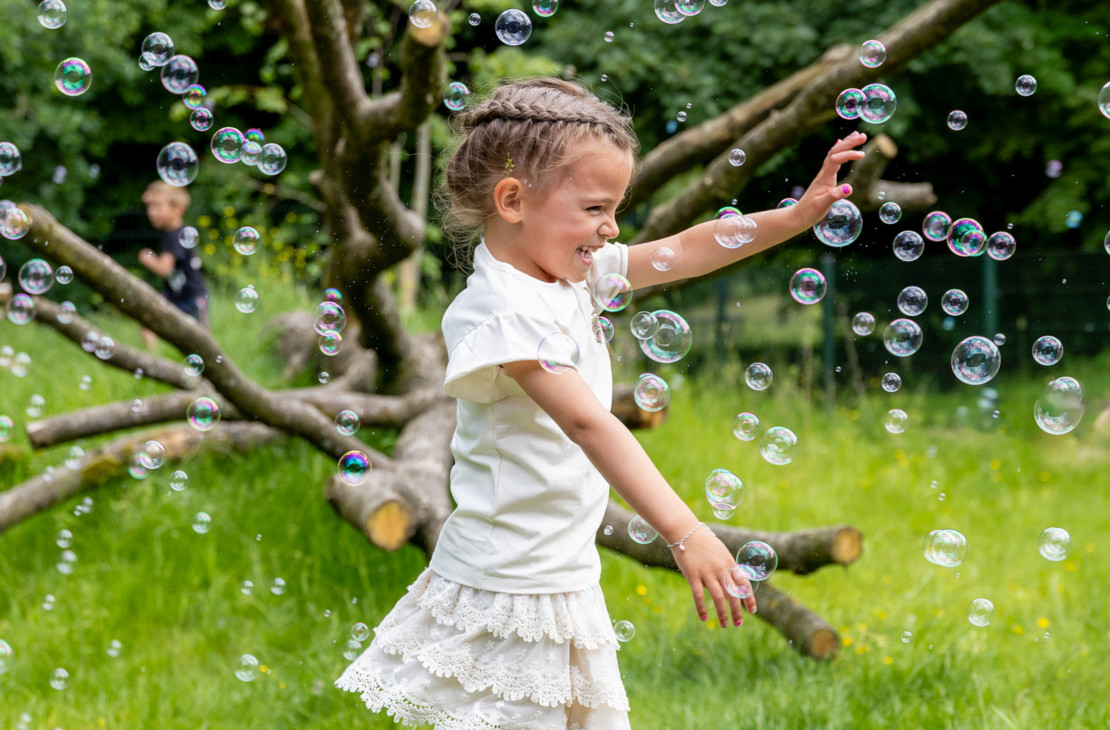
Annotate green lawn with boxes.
[1,289,1108,729]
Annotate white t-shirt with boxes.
[430,241,628,594]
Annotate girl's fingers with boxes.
[745,593,758,615]
[727,590,744,626]
[708,587,730,629]
[690,581,708,621]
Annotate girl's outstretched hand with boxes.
[794,131,868,228]
[671,525,757,628]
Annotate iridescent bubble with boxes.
[240,140,262,167]
[136,441,166,472]
[324,287,343,304]
[892,230,924,262]
[901,631,913,644]
[94,335,115,360]
[57,300,76,324]
[851,312,875,336]
[141,33,175,66]
[630,311,659,340]
[245,129,265,144]
[896,286,928,316]
[922,529,968,567]
[160,56,199,94]
[55,266,73,285]
[1065,210,1083,229]
[922,211,951,241]
[0,142,22,176]
[537,332,579,374]
[494,9,532,45]
[351,622,371,642]
[789,267,826,305]
[675,0,704,15]
[235,654,259,682]
[633,373,670,412]
[131,398,143,413]
[860,83,897,123]
[191,111,213,136]
[951,336,1001,385]
[0,416,12,443]
[881,372,902,393]
[947,218,986,257]
[941,289,969,316]
[713,214,757,249]
[184,353,204,377]
[1034,377,1084,435]
[408,0,437,27]
[759,426,797,466]
[736,540,777,581]
[335,410,360,436]
[640,310,691,363]
[1015,74,1037,97]
[240,580,253,595]
[613,620,636,642]
[81,331,98,352]
[532,0,558,16]
[338,450,371,486]
[728,148,746,166]
[592,273,633,312]
[235,285,259,313]
[705,468,743,511]
[343,639,363,661]
[211,127,245,164]
[859,39,886,68]
[947,110,968,131]
[967,598,995,627]
[187,396,221,431]
[1032,336,1063,366]
[745,362,773,391]
[64,446,84,470]
[6,294,34,325]
[180,226,199,249]
[233,226,261,255]
[1045,160,1063,178]
[209,0,228,9]
[26,394,45,418]
[1100,81,1110,119]
[627,515,657,544]
[37,0,68,29]
[182,84,207,110]
[836,88,864,120]
[169,470,189,492]
[56,549,77,574]
[813,199,862,247]
[1,206,30,240]
[318,331,342,356]
[19,259,54,295]
[258,144,287,176]
[314,302,346,335]
[1038,527,1070,561]
[986,231,1016,261]
[50,667,70,690]
[107,639,123,658]
[884,408,908,434]
[732,412,760,441]
[156,142,199,187]
[653,0,685,24]
[879,201,902,224]
[883,318,923,357]
[54,58,92,96]
[592,316,614,344]
[56,529,74,548]
[468,12,480,25]
[0,640,13,674]
[443,81,470,111]
[778,197,798,208]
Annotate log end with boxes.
[807,628,841,660]
[830,527,864,565]
[366,499,415,551]
[874,133,898,159]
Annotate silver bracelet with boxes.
[666,522,710,552]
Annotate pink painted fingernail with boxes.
[841,185,851,195]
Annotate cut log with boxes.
[612,384,668,430]
[756,581,840,660]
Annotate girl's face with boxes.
[511,139,633,283]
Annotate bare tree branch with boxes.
[303,0,374,138]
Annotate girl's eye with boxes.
[588,206,604,213]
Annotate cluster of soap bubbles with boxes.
[835,84,896,123]
[704,468,743,518]
[713,208,758,249]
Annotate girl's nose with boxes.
[600,215,619,240]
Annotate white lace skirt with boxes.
[335,569,631,729]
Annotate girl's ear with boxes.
[493,177,525,223]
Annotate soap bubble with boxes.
[732,412,760,442]
[947,110,968,131]
[235,654,259,682]
[1100,82,1110,119]
[639,310,692,363]
[338,451,371,486]
[408,0,436,28]
[55,58,92,96]
[57,549,77,573]
[881,372,902,393]
[879,201,902,224]
[156,142,199,187]
[495,9,532,45]
[951,336,1001,385]
[859,39,886,68]
[19,259,54,295]
[178,226,199,250]
[0,142,22,176]
[233,226,260,255]
[860,83,897,123]
[318,332,342,356]
[94,335,115,360]
[313,302,346,335]
[0,416,13,443]
[922,211,951,241]
[56,529,74,548]
[592,273,633,312]
[1014,74,1037,97]
[270,577,287,595]
[705,468,743,511]
[137,440,167,470]
[628,515,657,544]
[184,353,204,377]
[324,287,343,304]
[836,88,864,120]
[896,286,928,316]
[537,332,579,374]
[6,294,34,325]
[258,144,288,175]
[211,127,245,164]
[1031,336,1063,366]
[967,598,995,627]
[947,218,986,257]
[851,312,875,336]
[883,319,923,357]
[675,0,704,14]
[26,394,45,418]
[240,140,262,167]
[633,373,670,411]
[1065,210,1083,229]
[468,12,480,25]
[1038,527,1070,561]
[592,316,614,344]
[81,331,99,352]
[759,426,797,466]
[160,56,199,94]
[64,446,84,470]
[923,528,968,567]
[1,206,30,240]
[443,81,470,111]
[654,0,685,24]
[57,300,76,324]
[1034,377,1084,435]
[38,0,68,28]
[650,246,674,272]
[813,199,862,247]
[713,213,757,249]
[107,639,123,658]
[884,408,908,434]
[892,230,924,262]
[789,268,826,305]
[142,33,175,66]
[613,620,635,642]
[744,362,773,391]
[728,148,746,166]
[235,285,259,313]
[55,266,73,285]
[182,84,207,110]
[187,396,221,431]
[50,667,70,690]
[351,623,371,642]
[0,640,12,674]
[735,541,777,581]
[169,470,189,492]
[942,289,969,316]
[630,311,659,340]
[335,410,360,436]
[986,231,1016,261]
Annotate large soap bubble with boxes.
[883,318,923,357]
[813,200,862,247]
[639,310,691,364]
[951,336,1001,385]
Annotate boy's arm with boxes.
[625,132,867,290]
[138,248,176,278]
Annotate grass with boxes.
[2,287,1109,729]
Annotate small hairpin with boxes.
[504,155,514,176]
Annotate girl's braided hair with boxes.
[438,77,639,269]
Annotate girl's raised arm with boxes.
[625,132,868,290]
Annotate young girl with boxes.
[336,77,866,728]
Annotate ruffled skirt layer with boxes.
[335,570,630,729]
